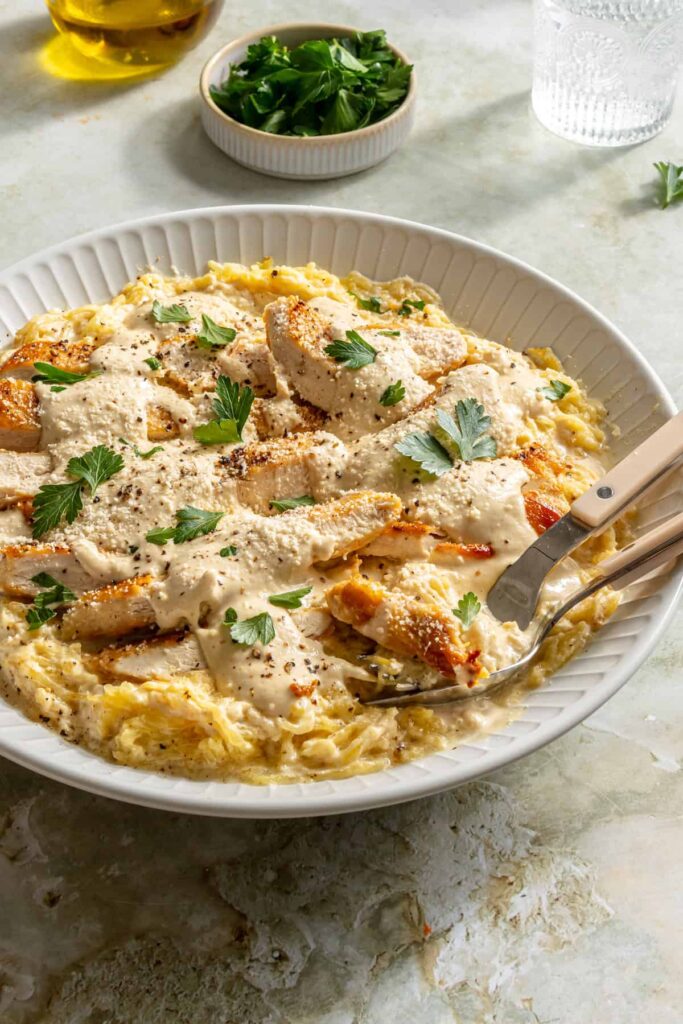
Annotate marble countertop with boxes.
[0,1,681,1021]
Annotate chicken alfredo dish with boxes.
[0,260,622,782]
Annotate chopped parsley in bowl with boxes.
[209,30,413,137]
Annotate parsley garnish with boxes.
[220,545,238,557]
[151,301,192,324]
[208,31,412,138]
[395,432,453,477]
[144,356,161,371]
[654,161,683,209]
[193,375,255,446]
[379,380,406,407]
[435,399,498,461]
[223,607,238,624]
[350,292,383,313]
[119,438,163,460]
[395,398,497,477]
[324,330,377,369]
[452,592,481,629]
[377,329,400,337]
[398,298,426,317]
[228,611,276,646]
[146,506,224,546]
[540,379,572,402]
[269,495,316,513]
[268,586,312,609]
[32,362,102,393]
[26,573,76,631]
[196,314,237,350]
[32,445,124,538]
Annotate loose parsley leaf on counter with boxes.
[540,379,572,402]
[32,444,124,538]
[228,611,276,646]
[379,380,406,407]
[209,31,412,138]
[325,330,377,369]
[32,362,102,392]
[195,314,237,350]
[395,431,453,477]
[350,292,383,313]
[435,399,497,461]
[268,586,312,609]
[26,573,76,631]
[193,375,254,445]
[453,592,481,628]
[398,298,425,317]
[151,301,192,324]
[146,506,225,546]
[269,495,316,513]
[654,161,683,209]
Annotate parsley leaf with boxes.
[379,380,406,407]
[350,292,383,313]
[144,356,161,371]
[193,375,254,446]
[223,607,238,624]
[654,161,683,209]
[377,329,400,337]
[268,586,312,609]
[324,330,377,369]
[146,506,224,546]
[26,572,76,631]
[32,444,124,539]
[151,301,192,324]
[32,362,102,391]
[395,432,453,477]
[119,438,163,460]
[398,298,426,317]
[435,399,498,461]
[229,611,276,646]
[32,481,83,538]
[269,495,316,512]
[196,314,237,350]
[66,445,124,497]
[452,592,481,629]
[540,379,572,402]
[220,545,238,557]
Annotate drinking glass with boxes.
[532,0,683,146]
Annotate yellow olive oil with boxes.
[45,0,222,76]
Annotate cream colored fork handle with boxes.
[594,510,683,591]
[571,410,683,530]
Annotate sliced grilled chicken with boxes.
[326,573,470,678]
[265,298,444,440]
[251,393,328,439]
[95,631,204,679]
[0,379,41,450]
[218,430,346,512]
[0,378,180,451]
[0,543,98,596]
[291,490,403,564]
[61,574,156,639]
[0,337,98,380]
[0,451,51,506]
[362,522,495,563]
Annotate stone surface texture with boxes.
[0,1,681,1021]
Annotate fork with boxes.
[363,508,683,708]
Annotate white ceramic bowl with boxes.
[199,23,416,180]
[0,205,680,818]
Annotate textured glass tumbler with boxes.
[532,1,683,146]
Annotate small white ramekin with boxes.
[199,23,416,180]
